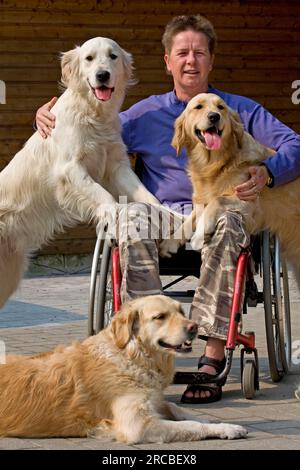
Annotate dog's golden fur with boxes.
[0,295,247,443]
[171,93,300,286]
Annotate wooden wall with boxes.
[1,0,299,254]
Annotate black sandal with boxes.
[180,355,226,404]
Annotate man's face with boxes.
[164,30,214,100]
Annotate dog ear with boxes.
[229,109,244,149]
[171,112,186,155]
[121,48,136,85]
[60,47,80,88]
[111,303,139,349]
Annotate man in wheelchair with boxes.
[36,15,300,404]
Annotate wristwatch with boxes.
[260,163,274,188]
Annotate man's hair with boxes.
[162,15,217,55]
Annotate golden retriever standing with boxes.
[163,93,300,288]
[0,37,159,308]
[0,295,247,443]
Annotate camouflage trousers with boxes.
[118,203,250,341]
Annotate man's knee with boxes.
[216,210,244,230]
[119,202,163,242]
[213,210,250,248]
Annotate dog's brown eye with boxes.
[85,56,93,61]
[154,313,167,320]
[110,53,118,60]
[217,105,224,110]
[195,104,203,110]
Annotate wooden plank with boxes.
[2,93,298,113]
[1,53,300,71]
[1,0,300,16]
[1,84,298,110]
[2,106,299,128]
[0,127,32,139]
[0,39,84,53]
[0,10,300,30]
[1,24,300,43]
[0,143,24,158]
[1,37,299,57]
[3,80,295,99]
[1,68,60,82]
[38,238,96,255]
[139,68,299,83]
[124,95,300,112]
[5,83,63,98]
[1,67,298,84]
[0,113,35,126]
[1,67,300,83]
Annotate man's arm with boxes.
[235,100,300,200]
[245,104,300,187]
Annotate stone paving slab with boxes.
[0,273,299,451]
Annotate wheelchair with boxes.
[88,225,292,399]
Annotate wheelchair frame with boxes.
[88,228,292,399]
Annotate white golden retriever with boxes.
[0,295,247,443]
[0,37,158,308]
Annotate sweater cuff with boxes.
[260,162,274,188]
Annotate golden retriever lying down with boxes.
[162,93,300,288]
[0,295,247,443]
[0,37,158,308]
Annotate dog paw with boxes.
[218,423,248,440]
[159,239,182,258]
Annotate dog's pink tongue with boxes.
[95,87,112,101]
[202,131,222,150]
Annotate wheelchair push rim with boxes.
[88,234,114,335]
[262,231,292,382]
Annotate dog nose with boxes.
[96,70,110,83]
[208,112,220,124]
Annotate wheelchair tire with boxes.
[88,233,104,336]
[95,238,114,333]
[242,360,257,399]
[262,231,292,382]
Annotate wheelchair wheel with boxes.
[88,233,103,336]
[242,359,257,399]
[262,231,292,382]
[88,233,113,335]
[95,238,113,333]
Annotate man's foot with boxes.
[180,355,226,404]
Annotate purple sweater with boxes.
[120,86,300,208]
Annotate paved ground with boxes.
[0,271,299,450]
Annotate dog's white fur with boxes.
[0,37,158,308]
[0,295,247,443]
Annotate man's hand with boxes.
[235,165,269,201]
[36,97,57,139]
